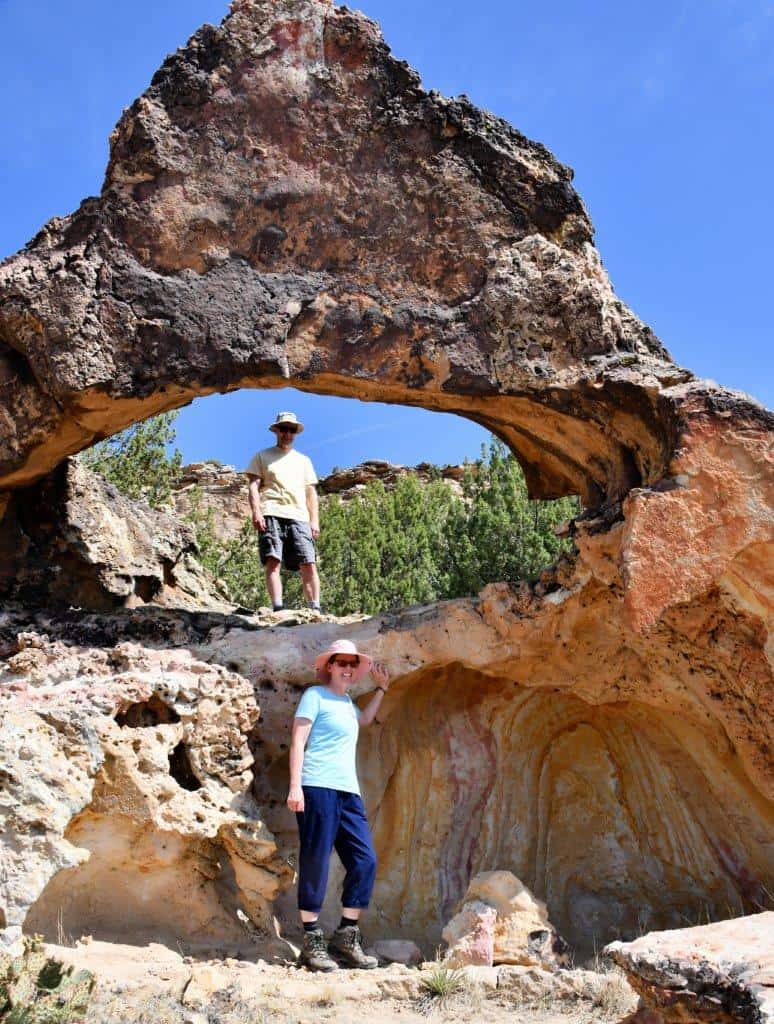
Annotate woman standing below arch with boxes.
[287,639,390,971]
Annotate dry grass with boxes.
[588,967,637,1019]
[86,987,629,1024]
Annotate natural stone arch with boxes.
[0,0,690,505]
[0,0,771,971]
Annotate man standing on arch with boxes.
[246,411,321,613]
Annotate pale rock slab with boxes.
[496,964,638,1016]
[605,912,774,1023]
[0,708,101,948]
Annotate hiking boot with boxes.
[298,928,338,972]
[328,925,378,969]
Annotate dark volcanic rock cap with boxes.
[0,0,728,507]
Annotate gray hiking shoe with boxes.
[298,928,338,972]
[328,925,378,969]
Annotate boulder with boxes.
[442,900,497,967]
[373,939,424,966]
[0,459,232,613]
[442,872,567,969]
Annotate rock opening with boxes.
[168,741,202,792]
[115,695,180,728]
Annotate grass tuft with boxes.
[419,964,468,1001]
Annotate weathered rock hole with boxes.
[115,695,180,727]
[132,575,161,602]
[168,741,201,791]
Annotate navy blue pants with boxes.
[296,786,377,913]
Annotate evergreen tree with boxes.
[78,412,183,508]
[443,439,579,596]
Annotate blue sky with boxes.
[1,0,772,475]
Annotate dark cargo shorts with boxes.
[259,516,316,570]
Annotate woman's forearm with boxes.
[289,737,305,787]
[359,688,385,727]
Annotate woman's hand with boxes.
[371,662,390,690]
[287,785,305,813]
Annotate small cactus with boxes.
[0,935,94,1023]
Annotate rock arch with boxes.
[0,0,690,506]
[0,0,772,963]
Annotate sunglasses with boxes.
[277,426,297,434]
[330,657,360,668]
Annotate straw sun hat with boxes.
[314,639,373,683]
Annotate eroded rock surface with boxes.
[2,516,771,960]
[0,458,231,613]
[0,0,770,993]
[606,913,774,1023]
[0,631,291,955]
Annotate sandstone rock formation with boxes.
[0,458,231,613]
[0,0,692,509]
[205,580,771,956]
[319,460,465,502]
[171,461,251,542]
[442,900,498,967]
[0,630,292,955]
[0,0,771,992]
[606,913,774,1023]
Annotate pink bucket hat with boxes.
[314,639,372,683]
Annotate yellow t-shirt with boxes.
[245,446,318,522]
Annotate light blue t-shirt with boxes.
[295,685,361,795]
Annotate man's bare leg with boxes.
[300,562,321,607]
[265,557,283,609]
